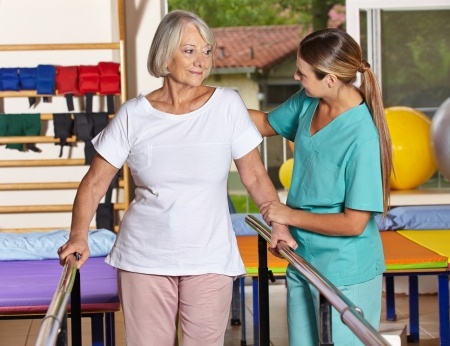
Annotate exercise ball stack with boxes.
[430,97,450,181]
[385,107,437,190]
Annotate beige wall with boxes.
[206,74,261,110]
[269,55,297,81]
[0,0,295,229]
[0,0,165,229]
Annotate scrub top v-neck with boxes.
[268,89,385,286]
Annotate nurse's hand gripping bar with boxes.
[244,215,390,346]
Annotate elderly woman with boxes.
[58,10,296,346]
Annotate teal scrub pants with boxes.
[286,265,383,346]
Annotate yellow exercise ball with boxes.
[385,107,437,190]
[279,158,294,189]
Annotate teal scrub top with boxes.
[268,89,386,286]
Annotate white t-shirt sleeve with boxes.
[227,90,262,159]
[91,102,131,169]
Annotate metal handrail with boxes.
[34,254,79,346]
[245,215,390,346]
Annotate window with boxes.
[266,84,300,108]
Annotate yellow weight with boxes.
[279,158,294,189]
[385,107,437,190]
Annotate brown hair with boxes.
[299,28,392,214]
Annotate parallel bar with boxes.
[245,215,390,346]
[35,253,79,346]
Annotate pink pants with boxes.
[118,270,233,346]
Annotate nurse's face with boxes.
[294,57,326,98]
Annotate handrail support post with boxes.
[258,234,270,346]
[319,294,334,346]
[71,270,82,346]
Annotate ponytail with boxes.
[360,68,393,215]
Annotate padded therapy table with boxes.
[0,256,120,346]
[236,231,450,345]
[381,231,449,344]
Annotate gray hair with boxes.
[147,10,216,78]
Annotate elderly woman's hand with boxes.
[268,222,298,258]
[58,234,90,269]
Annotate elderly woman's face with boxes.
[166,23,212,86]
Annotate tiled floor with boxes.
[0,279,442,346]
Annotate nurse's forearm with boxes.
[288,208,371,237]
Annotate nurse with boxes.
[249,28,393,345]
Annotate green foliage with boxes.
[168,0,345,28]
[381,10,450,107]
[229,195,259,213]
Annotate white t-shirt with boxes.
[92,87,262,276]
